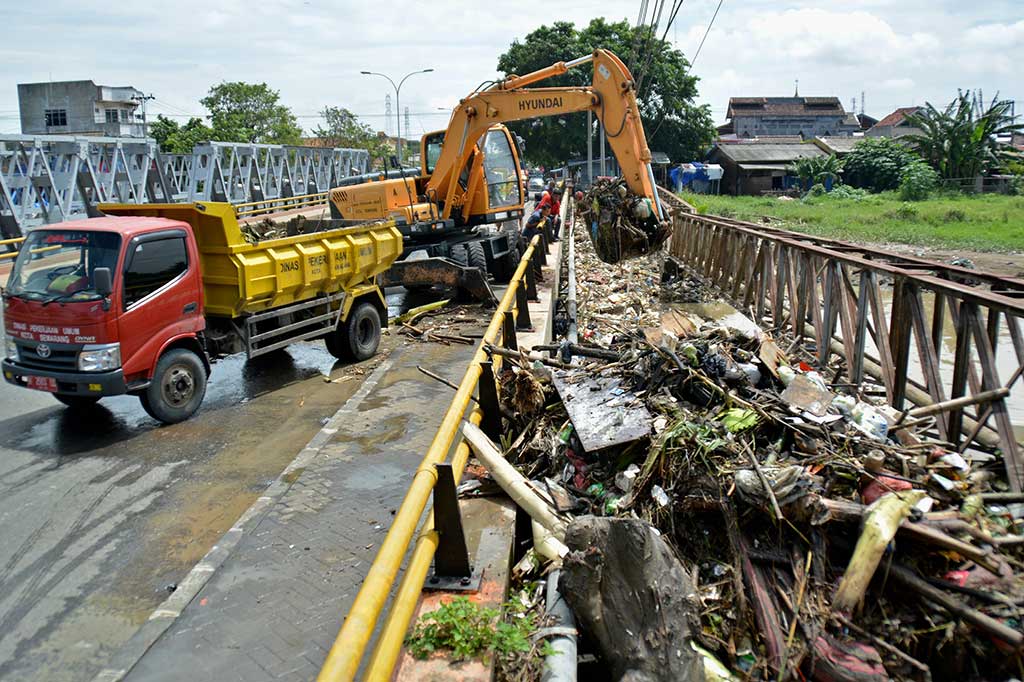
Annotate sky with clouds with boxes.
[1,0,1021,137]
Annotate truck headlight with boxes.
[78,343,121,372]
[5,336,16,362]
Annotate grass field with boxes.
[681,191,1024,252]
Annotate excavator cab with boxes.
[419,125,524,226]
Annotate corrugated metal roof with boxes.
[737,163,791,171]
[712,143,826,163]
[651,151,671,165]
[815,137,861,154]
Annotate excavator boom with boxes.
[428,49,664,222]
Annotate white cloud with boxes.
[0,0,1020,135]
[964,19,1024,47]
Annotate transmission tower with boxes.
[404,107,411,141]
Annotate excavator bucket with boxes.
[579,178,671,264]
[381,258,497,305]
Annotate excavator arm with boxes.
[427,49,664,222]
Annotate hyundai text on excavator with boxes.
[328,48,669,297]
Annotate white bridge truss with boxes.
[0,136,370,238]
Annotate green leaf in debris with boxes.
[721,408,759,433]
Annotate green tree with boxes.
[149,114,214,154]
[201,82,302,145]
[313,106,392,162]
[843,137,919,192]
[904,91,1024,181]
[496,18,715,168]
[789,154,844,188]
[898,160,939,201]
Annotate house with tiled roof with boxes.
[723,96,861,139]
[867,107,924,138]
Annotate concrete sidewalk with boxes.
[108,340,479,682]
[101,242,561,681]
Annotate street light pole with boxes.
[360,68,433,165]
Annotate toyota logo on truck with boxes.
[36,344,51,358]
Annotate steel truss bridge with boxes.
[0,135,370,238]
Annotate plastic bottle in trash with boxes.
[777,366,796,386]
[853,404,888,441]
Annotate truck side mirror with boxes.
[94,267,113,297]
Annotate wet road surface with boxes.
[0,324,392,681]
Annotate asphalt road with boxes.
[0,317,387,681]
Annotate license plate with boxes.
[26,376,57,392]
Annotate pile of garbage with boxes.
[240,214,326,244]
[578,178,671,265]
[460,221,1024,681]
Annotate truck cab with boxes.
[3,217,209,420]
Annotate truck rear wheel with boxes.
[326,301,381,361]
[140,348,207,424]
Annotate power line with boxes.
[691,0,725,67]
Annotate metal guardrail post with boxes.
[477,361,503,440]
[503,311,519,350]
[516,282,533,330]
[526,252,540,302]
[425,463,478,591]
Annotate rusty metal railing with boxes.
[670,208,1024,491]
[233,191,330,218]
[317,232,548,682]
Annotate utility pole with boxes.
[404,107,411,159]
[587,110,593,187]
[132,93,156,139]
[360,68,433,165]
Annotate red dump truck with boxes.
[2,202,401,423]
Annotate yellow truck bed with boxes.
[99,202,402,318]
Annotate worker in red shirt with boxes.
[537,184,561,242]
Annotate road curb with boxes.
[93,351,399,682]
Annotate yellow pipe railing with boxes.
[317,235,541,682]
[233,192,330,218]
[0,237,25,261]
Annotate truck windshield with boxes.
[481,130,522,210]
[6,230,121,303]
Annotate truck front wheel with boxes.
[326,302,381,361]
[140,348,208,424]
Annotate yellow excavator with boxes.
[329,49,667,296]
